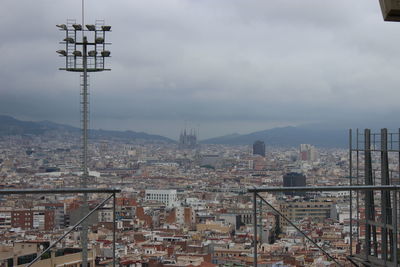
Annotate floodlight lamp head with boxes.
[86,24,96,31]
[72,24,82,30]
[64,37,75,43]
[95,37,104,44]
[101,25,111,31]
[88,50,97,57]
[56,50,67,56]
[101,50,111,57]
[56,24,67,30]
[73,50,82,57]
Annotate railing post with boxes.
[113,192,116,267]
[253,191,257,267]
[349,129,353,256]
[394,190,398,266]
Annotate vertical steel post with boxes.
[259,198,262,245]
[394,190,398,266]
[65,30,68,68]
[381,128,391,262]
[74,30,77,69]
[356,128,360,246]
[395,128,400,266]
[349,129,353,256]
[113,192,116,267]
[365,129,372,258]
[253,192,257,267]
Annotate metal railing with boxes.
[248,185,400,267]
[0,188,120,267]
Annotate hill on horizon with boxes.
[0,115,174,143]
[201,125,349,148]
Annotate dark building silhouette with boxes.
[283,172,306,196]
[253,140,266,157]
[179,129,197,149]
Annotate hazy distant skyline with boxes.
[1,0,400,139]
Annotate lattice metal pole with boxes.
[81,35,89,267]
[57,18,111,267]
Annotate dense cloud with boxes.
[1,0,399,139]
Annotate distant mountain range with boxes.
[201,125,349,148]
[0,115,391,148]
[0,115,174,143]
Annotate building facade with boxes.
[278,200,333,231]
[253,140,266,157]
[145,189,179,208]
[299,144,318,162]
[283,172,306,196]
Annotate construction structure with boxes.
[348,128,400,266]
[249,128,400,266]
[0,188,119,267]
[56,7,111,267]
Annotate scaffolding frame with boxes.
[0,188,120,267]
[248,185,400,267]
[349,128,400,266]
[248,128,400,266]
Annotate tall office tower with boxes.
[299,144,318,162]
[179,129,197,149]
[253,140,266,157]
[283,172,306,196]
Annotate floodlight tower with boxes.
[56,19,111,267]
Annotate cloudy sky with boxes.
[1,0,400,139]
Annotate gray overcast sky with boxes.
[1,0,399,139]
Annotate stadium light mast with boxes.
[56,7,111,267]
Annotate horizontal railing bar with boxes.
[350,149,400,152]
[248,185,400,193]
[0,188,120,195]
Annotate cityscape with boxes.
[0,128,354,266]
[1,1,400,267]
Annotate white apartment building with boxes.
[145,189,179,207]
[33,211,45,230]
[0,211,11,229]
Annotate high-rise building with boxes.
[299,144,318,162]
[253,140,265,157]
[283,172,306,196]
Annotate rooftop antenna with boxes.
[56,0,112,265]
